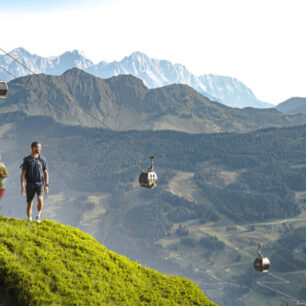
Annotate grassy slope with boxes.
[0,216,216,306]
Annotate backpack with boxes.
[20,155,46,182]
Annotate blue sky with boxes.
[1,0,306,104]
[1,0,107,11]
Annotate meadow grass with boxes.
[0,216,216,305]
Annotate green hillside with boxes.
[0,216,215,306]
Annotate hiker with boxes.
[20,142,49,223]
[0,154,8,200]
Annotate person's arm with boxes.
[21,170,26,195]
[42,157,49,194]
[44,170,49,194]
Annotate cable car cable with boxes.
[0,47,152,161]
[1,49,305,303]
[3,50,303,267]
[3,55,304,271]
[0,65,142,168]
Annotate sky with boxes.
[0,0,305,104]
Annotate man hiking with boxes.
[21,141,49,223]
[0,154,8,200]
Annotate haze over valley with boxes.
[0,68,306,304]
[1,1,306,303]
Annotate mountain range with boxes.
[0,62,306,305]
[275,97,306,115]
[0,47,272,109]
[1,68,305,134]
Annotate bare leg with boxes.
[27,202,33,218]
[37,196,44,213]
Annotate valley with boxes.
[0,112,305,305]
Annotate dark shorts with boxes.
[26,184,44,203]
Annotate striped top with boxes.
[0,163,7,189]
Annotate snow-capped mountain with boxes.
[0,48,271,108]
[0,48,93,78]
[87,51,271,108]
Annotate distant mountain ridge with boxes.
[0,68,305,134]
[0,47,272,109]
[275,97,306,115]
[0,47,93,76]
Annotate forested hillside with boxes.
[1,112,306,305]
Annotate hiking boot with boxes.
[36,216,41,224]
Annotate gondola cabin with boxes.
[253,243,270,272]
[0,81,8,98]
[139,156,158,189]
[254,257,270,272]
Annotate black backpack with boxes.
[20,155,45,182]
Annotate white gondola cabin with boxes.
[139,156,158,189]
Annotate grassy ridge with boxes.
[0,217,215,305]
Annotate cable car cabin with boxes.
[139,156,158,189]
[253,243,270,272]
[139,169,158,189]
[0,81,8,98]
[254,257,270,272]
